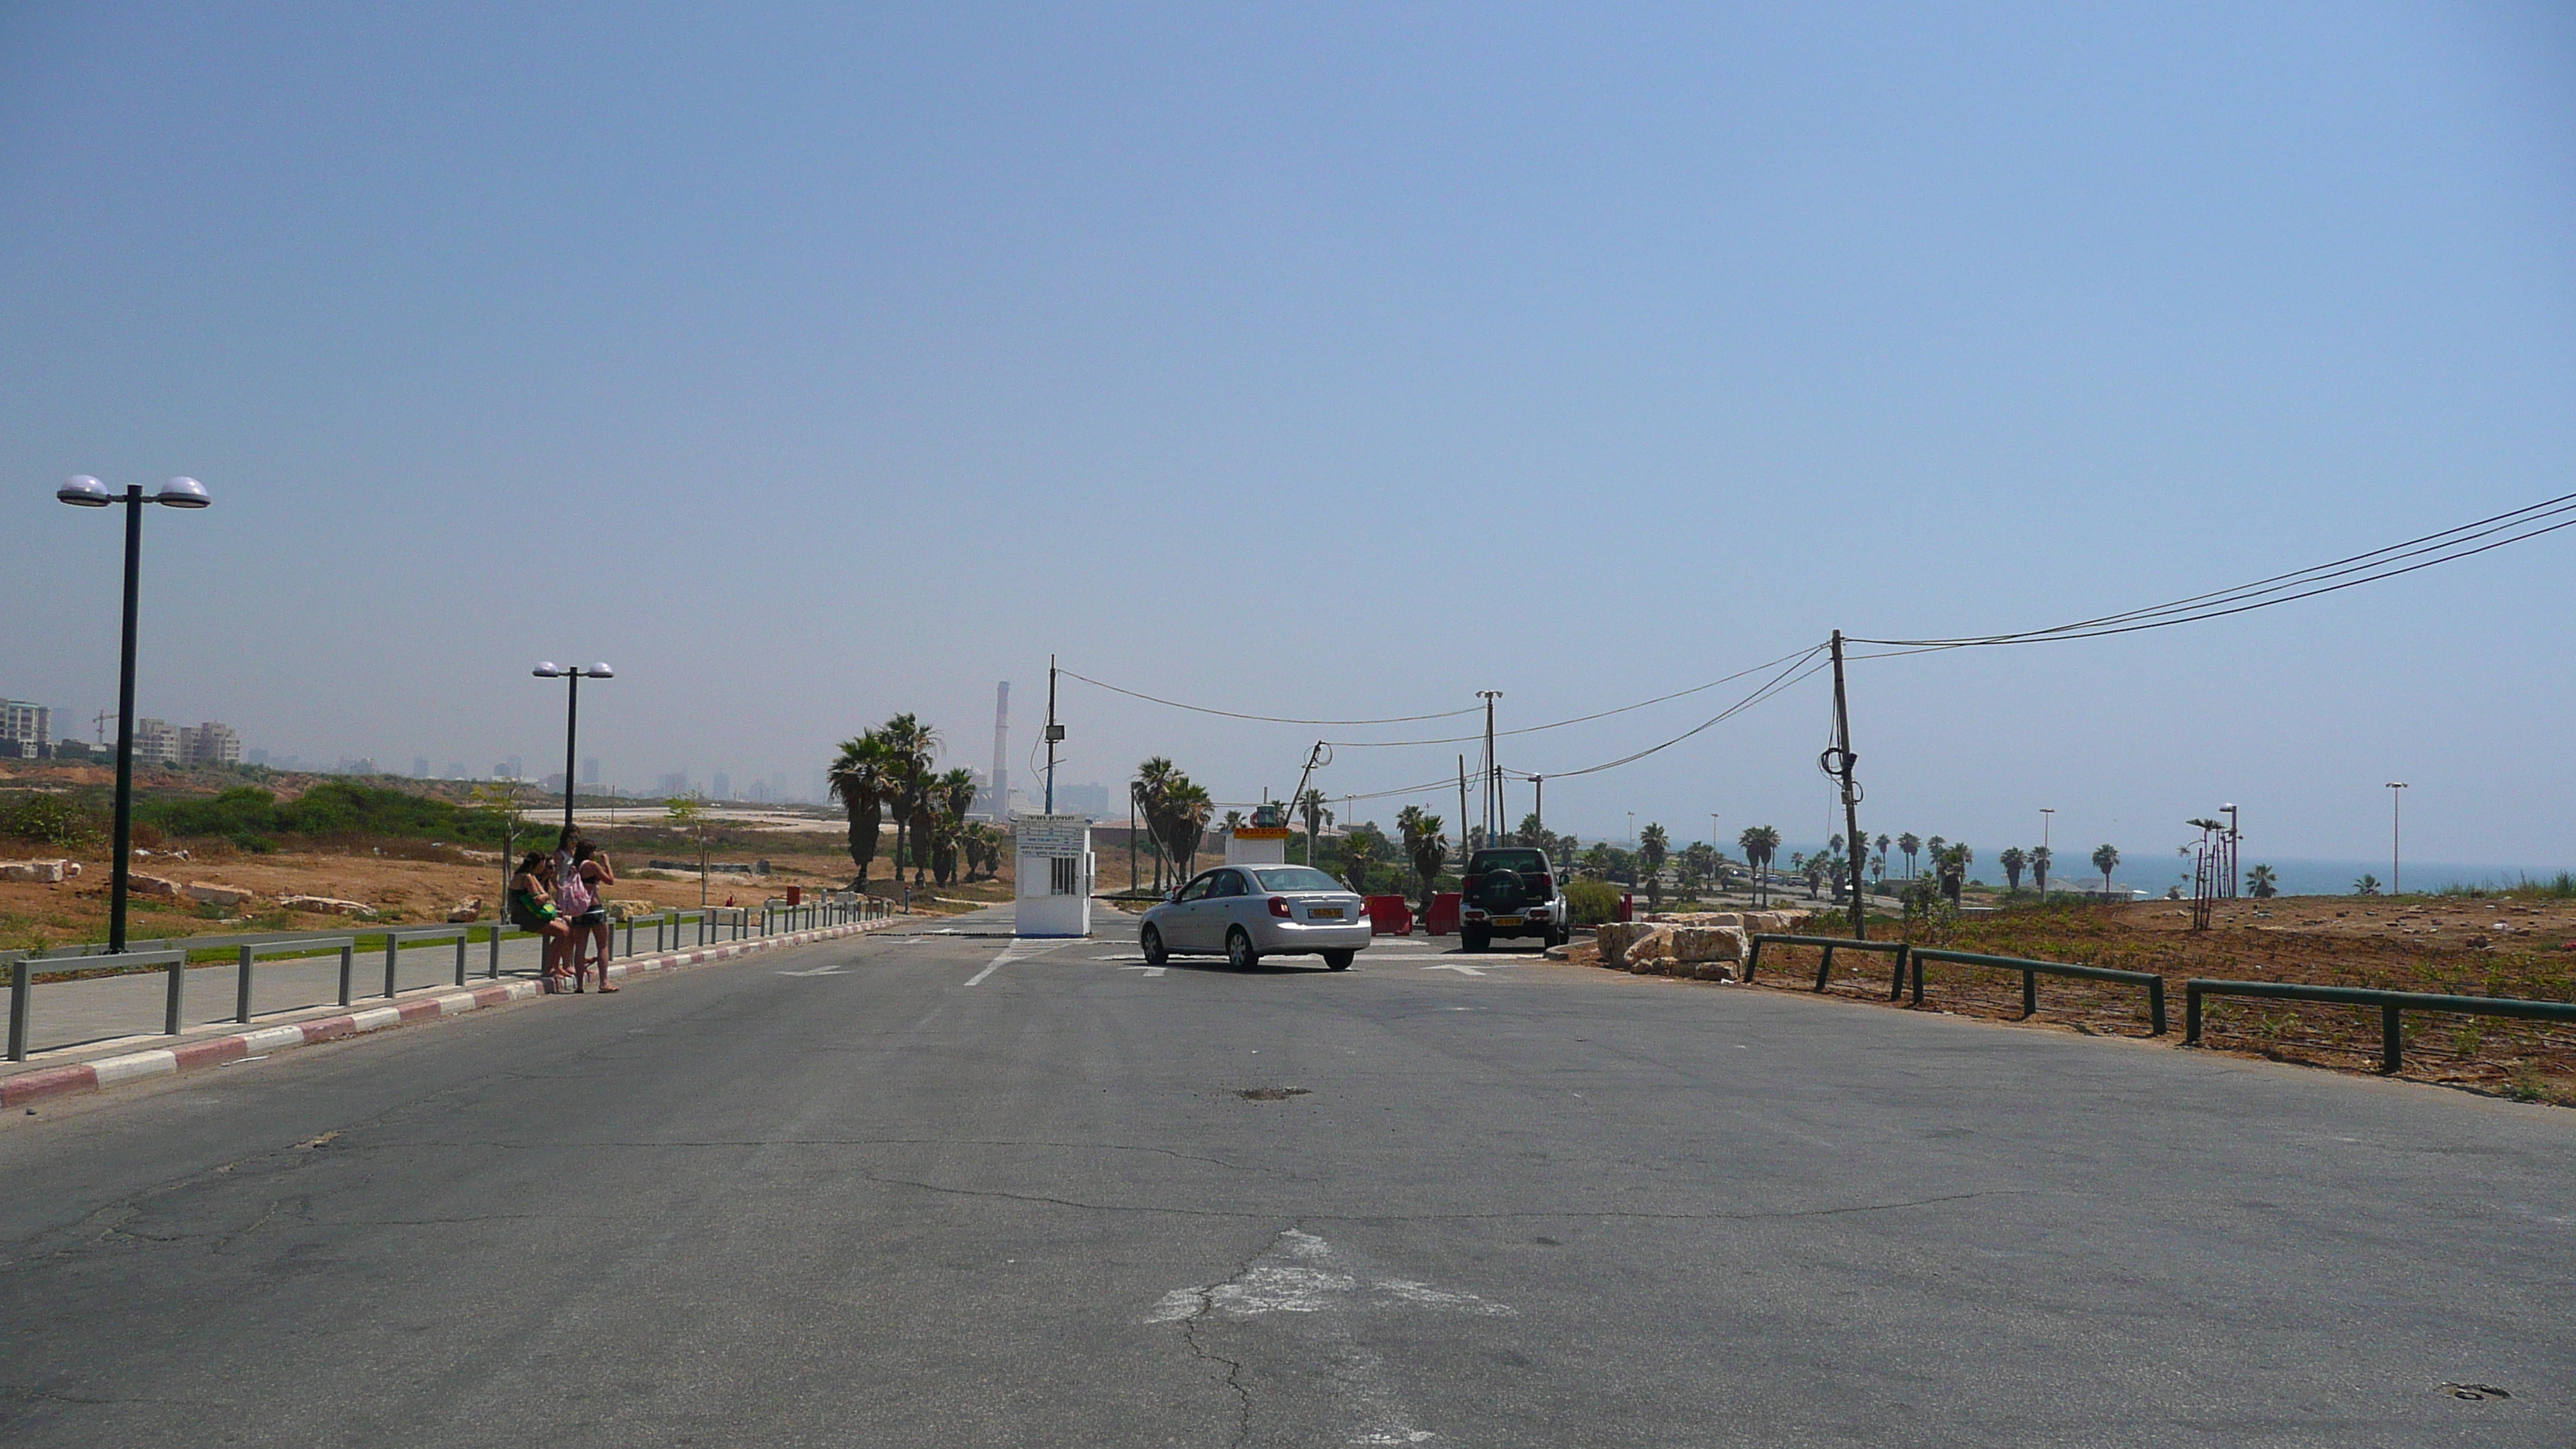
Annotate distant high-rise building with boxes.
[338,756,378,776]
[540,772,567,793]
[656,771,688,797]
[496,756,524,780]
[133,718,180,766]
[443,762,468,779]
[712,771,731,800]
[582,756,601,785]
[747,778,774,803]
[178,721,242,767]
[0,701,53,759]
[1056,782,1111,818]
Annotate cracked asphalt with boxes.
[0,907,2567,1446]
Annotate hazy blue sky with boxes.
[4,3,2572,874]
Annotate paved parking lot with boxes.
[0,909,2563,1445]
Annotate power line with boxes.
[1319,644,1828,748]
[1053,668,1482,726]
[1504,647,1833,781]
[1848,490,2576,653]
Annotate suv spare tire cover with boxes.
[1473,868,1526,909]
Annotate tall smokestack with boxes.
[989,681,1011,821]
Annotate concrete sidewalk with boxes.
[0,913,922,1109]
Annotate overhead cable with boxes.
[1054,668,1482,726]
[1848,490,2576,653]
[1319,644,1830,748]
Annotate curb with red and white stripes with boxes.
[0,916,913,1111]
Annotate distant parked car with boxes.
[1458,847,1569,951]
[1140,865,1372,971]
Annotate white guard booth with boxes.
[1223,827,1292,868]
[1012,814,1094,938]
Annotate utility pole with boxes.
[1531,775,1545,836]
[1043,655,1062,814]
[2221,803,2239,899]
[1476,691,1502,844]
[1458,755,1470,855]
[1288,741,1329,869]
[2386,783,2407,895]
[1825,631,1867,940]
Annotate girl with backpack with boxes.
[509,851,577,991]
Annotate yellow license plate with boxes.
[1493,916,1523,927]
[1310,907,1344,920]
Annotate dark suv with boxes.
[1458,847,1569,951]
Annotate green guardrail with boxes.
[1910,947,2167,1035]
[2186,979,2576,1073]
[1745,933,1909,1000]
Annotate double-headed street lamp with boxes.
[533,663,614,834]
[57,475,212,953]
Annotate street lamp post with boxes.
[2221,803,2239,899]
[56,475,211,953]
[2385,783,2408,896]
[533,663,615,835]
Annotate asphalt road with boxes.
[0,909,2564,1446]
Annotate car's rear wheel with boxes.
[1461,927,1490,953]
[1226,927,1259,971]
[1545,924,1569,949]
[1322,949,1355,971]
[1142,926,1167,965]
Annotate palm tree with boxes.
[1516,813,1546,848]
[2352,873,2382,896]
[1875,834,1892,874]
[1926,837,1947,875]
[1396,805,1448,915]
[2091,843,2121,898]
[2245,863,2279,899]
[1937,844,1972,905]
[1157,778,1214,879]
[925,767,977,888]
[825,732,895,890]
[1897,832,1921,879]
[1341,826,1377,894]
[1999,846,2028,893]
[2031,844,2053,896]
[1638,824,1670,909]
[1738,825,1781,906]
[877,713,941,893]
[1222,809,1248,834]
[1133,758,1179,890]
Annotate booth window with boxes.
[1050,856,1080,896]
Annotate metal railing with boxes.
[2185,979,2576,1073]
[1910,947,2167,1035]
[9,950,187,1062]
[233,937,358,1023]
[1745,933,1910,999]
[379,927,472,999]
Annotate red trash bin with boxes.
[786,885,804,907]
[1426,891,1461,937]
[1363,896,1413,936]
[1617,892,1633,923]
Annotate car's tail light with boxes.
[1534,875,1553,894]
[1461,874,1481,894]
[1268,896,1292,918]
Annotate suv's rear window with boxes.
[1253,867,1345,892]
[1469,850,1548,874]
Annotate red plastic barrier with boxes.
[1426,891,1462,937]
[1363,896,1413,936]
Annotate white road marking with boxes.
[1424,963,1488,976]
[777,964,848,977]
[965,937,1074,986]
[1120,964,1168,977]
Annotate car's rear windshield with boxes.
[1469,850,1548,873]
[1253,867,1345,892]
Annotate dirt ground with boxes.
[1582,896,2576,1107]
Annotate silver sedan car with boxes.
[1140,865,1372,970]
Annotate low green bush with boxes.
[1566,879,1622,925]
[0,793,101,847]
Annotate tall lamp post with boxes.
[56,475,211,953]
[533,663,615,835]
[2385,783,2407,896]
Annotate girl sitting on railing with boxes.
[508,852,577,992]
